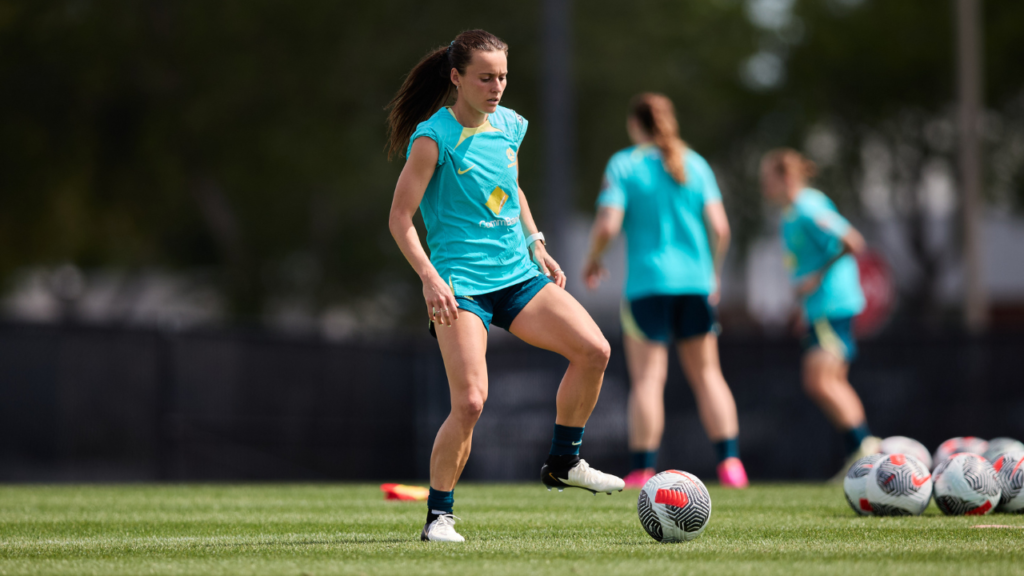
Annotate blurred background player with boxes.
[760,148,880,480]
[584,93,747,489]
[387,30,624,542]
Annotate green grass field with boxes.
[1,483,1022,576]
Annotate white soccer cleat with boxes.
[420,514,465,542]
[831,436,883,483]
[543,458,625,494]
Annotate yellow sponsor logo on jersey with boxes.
[458,164,475,175]
[486,186,509,216]
[506,148,518,168]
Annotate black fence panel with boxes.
[0,322,1021,482]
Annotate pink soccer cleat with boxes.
[623,468,656,489]
[716,457,749,489]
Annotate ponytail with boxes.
[385,46,453,161]
[385,30,508,160]
[762,148,817,183]
[629,93,687,184]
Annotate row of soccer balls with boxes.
[879,434,1024,472]
[844,436,1024,516]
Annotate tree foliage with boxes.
[1,0,1021,324]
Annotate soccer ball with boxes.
[865,453,932,516]
[637,470,711,542]
[933,453,1001,516]
[982,437,1024,462]
[880,436,932,470]
[993,451,1024,513]
[843,454,884,515]
[932,437,988,471]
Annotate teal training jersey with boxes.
[407,106,539,296]
[780,188,865,320]
[596,146,722,300]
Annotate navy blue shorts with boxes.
[429,274,552,338]
[621,294,719,343]
[802,316,858,362]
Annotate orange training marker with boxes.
[380,483,430,501]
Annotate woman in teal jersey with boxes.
[386,30,623,543]
[760,148,880,479]
[583,94,747,489]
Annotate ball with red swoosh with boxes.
[865,453,933,516]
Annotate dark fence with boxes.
[0,321,1021,482]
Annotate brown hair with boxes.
[385,30,508,160]
[629,93,688,184]
[762,148,817,182]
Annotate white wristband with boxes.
[526,232,546,247]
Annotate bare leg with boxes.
[509,284,611,427]
[624,334,669,451]
[677,333,739,442]
[802,349,865,430]
[430,314,489,491]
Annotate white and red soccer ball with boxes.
[933,453,1001,516]
[637,470,711,542]
[983,438,1024,462]
[992,451,1024,514]
[932,437,988,471]
[844,454,885,516]
[880,436,932,470]
[864,453,933,516]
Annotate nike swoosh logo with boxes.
[571,441,582,445]
[911,474,931,487]
[457,165,475,175]
[550,473,571,484]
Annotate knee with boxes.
[582,336,611,370]
[453,392,486,424]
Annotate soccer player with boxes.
[759,148,880,480]
[583,93,748,490]
[386,30,624,543]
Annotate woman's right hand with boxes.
[423,274,459,327]
[582,258,607,291]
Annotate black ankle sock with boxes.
[426,511,440,525]
[545,453,580,472]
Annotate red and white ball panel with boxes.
[637,470,711,543]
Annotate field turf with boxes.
[1,483,1022,575]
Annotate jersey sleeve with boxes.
[512,112,528,148]
[689,152,722,205]
[800,201,850,256]
[802,200,851,240]
[406,123,446,166]
[596,155,628,210]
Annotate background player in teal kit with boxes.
[584,93,748,489]
[760,148,880,480]
[386,30,623,543]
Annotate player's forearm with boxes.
[517,187,539,236]
[586,208,622,262]
[586,226,613,263]
[842,228,866,256]
[808,228,863,279]
[389,212,440,283]
[709,227,730,277]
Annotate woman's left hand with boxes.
[532,243,566,289]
